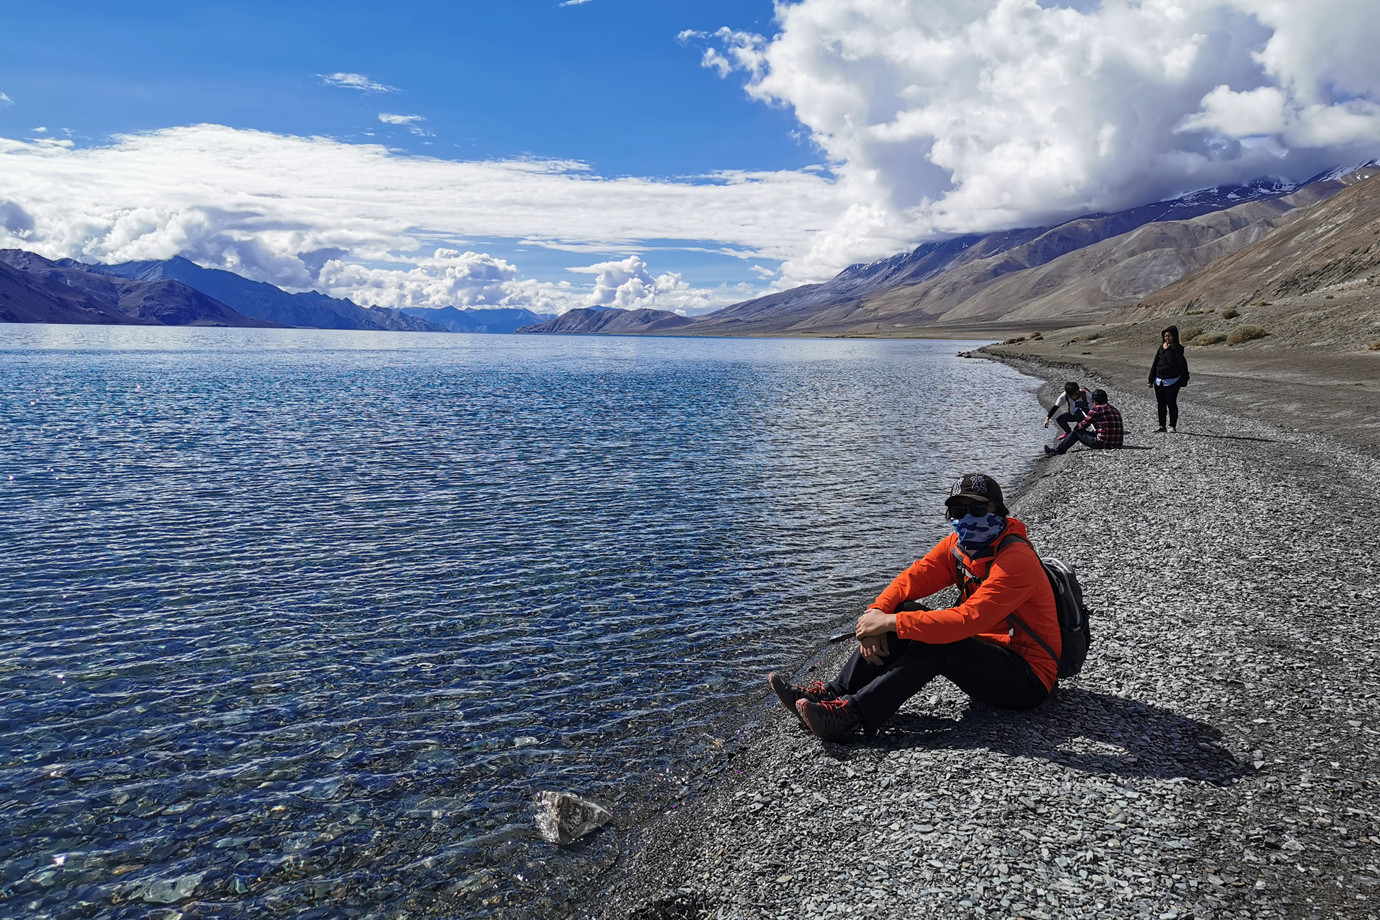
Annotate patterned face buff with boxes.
[951,512,1006,548]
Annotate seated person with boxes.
[1045,389,1123,455]
[767,474,1060,740]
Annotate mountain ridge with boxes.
[528,165,1376,338]
[96,257,441,332]
[0,250,275,328]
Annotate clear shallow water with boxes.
[0,326,1048,918]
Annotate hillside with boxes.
[519,306,693,335]
[505,167,1372,340]
[0,259,136,325]
[980,171,1380,451]
[685,175,1355,337]
[685,177,1308,337]
[98,257,440,332]
[0,250,274,328]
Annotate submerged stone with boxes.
[534,791,611,845]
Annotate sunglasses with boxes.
[946,500,992,519]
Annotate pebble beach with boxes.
[576,359,1380,920]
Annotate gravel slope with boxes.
[577,377,1380,920]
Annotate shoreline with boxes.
[570,355,1380,920]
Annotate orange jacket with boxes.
[870,518,1061,691]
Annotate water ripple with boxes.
[0,327,1048,918]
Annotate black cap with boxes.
[946,473,1007,515]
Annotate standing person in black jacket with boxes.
[1148,325,1189,432]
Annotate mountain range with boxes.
[98,256,442,332]
[3,162,1376,336]
[0,252,555,333]
[520,165,1378,337]
[0,250,274,328]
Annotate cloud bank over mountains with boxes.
[0,127,842,314]
[1,0,1377,314]
[686,0,1380,282]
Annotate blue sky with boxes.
[2,1,1378,315]
[3,2,802,176]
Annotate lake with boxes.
[0,325,1049,918]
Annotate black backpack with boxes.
[952,533,1091,679]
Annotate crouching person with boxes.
[1045,388,1123,456]
[767,474,1060,740]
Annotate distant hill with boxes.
[687,176,1309,336]
[518,167,1375,338]
[518,307,693,335]
[97,256,441,332]
[0,257,135,324]
[682,173,1360,337]
[401,305,553,333]
[0,250,274,327]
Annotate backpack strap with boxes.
[952,533,1059,666]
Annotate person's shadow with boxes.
[853,687,1249,785]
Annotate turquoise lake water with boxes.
[0,325,1049,918]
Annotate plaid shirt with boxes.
[1079,403,1124,448]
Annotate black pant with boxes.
[1053,428,1101,454]
[1155,383,1182,428]
[1053,410,1085,434]
[826,635,1049,732]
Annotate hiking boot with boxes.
[796,696,862,740]
[767,671,836,725]
[1043,445,1056,457]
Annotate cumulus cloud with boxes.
[318,73,398,94]
[687,0,1380,282]
[321,248,521,308]
[5,1,1378,311]
[0,126,841,312]
[572,254,720,314]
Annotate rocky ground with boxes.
[570,356,1380,919]
[981,289,1380,455]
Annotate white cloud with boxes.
[0,126,841,312]
[318,73,398,94]
[0,93,12,108]
[688,0,1380,282]
[379,113,431,138]
[572,254,720,314]
[320,248,525,308]
[5,2,1378,314]
[560,0,593,6]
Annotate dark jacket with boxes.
[1149,325,1189,385]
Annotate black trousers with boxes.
[827,635,1049,733]
[1053,410,1085,434]
[1155,383,1182,428]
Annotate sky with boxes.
[2,0,1379,317]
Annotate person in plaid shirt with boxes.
[1045,389,1123,455]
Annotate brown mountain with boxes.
[686,173,1359,337]
[1131,170,1380,314]
[515,167,1373,339]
